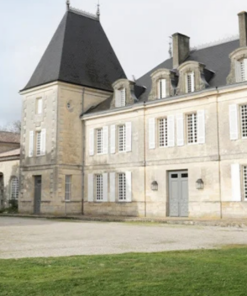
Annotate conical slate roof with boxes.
[22,9,126,92]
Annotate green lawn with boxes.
[1,248,247,296]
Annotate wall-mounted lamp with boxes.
[196,179,204,190]
[151,181,158,191]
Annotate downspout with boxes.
[143,103,147,217]
[81,88,85,215]
[215,88,223,219]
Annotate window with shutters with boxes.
[115,88,126,107]
[65,175,71,201]
[36,98,43,114]
[241,104,247,138]
[118,173,126,201]
[10,177,19,200]
[118,125,126,152]
[36,131,41,156]
[96,128,103,154]
[158,79,166,99]
[96,174,103,201]
[244,166,247,200]
[187,113,197,144]
[186,72,195,93]
[159,118,168,147]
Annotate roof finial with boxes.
[97,1,100,20]
[66,0,70,11]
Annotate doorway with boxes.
[168,171,188,217]
[34,176,42,214]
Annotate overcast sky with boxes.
[0,0,246,125]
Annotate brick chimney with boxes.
[172,33,190,69]
[238,11,247,47]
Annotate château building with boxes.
[17,3,247,218]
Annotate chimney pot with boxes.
[172,33,190,69]
[238,11,247,47]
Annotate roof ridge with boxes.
[69,7,99,21]
[191,35,239,51]
[58,12,69,83]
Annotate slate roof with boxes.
[22,9,126,92]
[136,39,239,102]
[0,132,20,144]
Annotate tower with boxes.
[19,5,126,215]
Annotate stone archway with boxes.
[0,173,4,209]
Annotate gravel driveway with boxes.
[0,217,247,259]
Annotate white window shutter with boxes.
[244,59,247,81]
[197,110,205,144]
[235,60,241,82]
[89,128,94,156]
[148,118,156,149]
[161,79,166,98]
[29,131,34,157]
[126,171,132,202]
[103,173,108,202]
[110,172,116,202]
[115,90,121,107]
[231,164,241,201]
[40,129,46,155]
[110,125,116,154]
[229,104,239,140]
[121,88,126,106]
[126,122,132,152]
[103,126,108,154]
[158,80,161,99]
[88,174,94,202]
[191,72,195,92]
[176,113,184,146]
[167,115,175,147]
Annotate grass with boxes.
[0,248,247,296]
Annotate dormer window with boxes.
[186,72,195,93]
[115,88,126,107]
[235,59,247,82]
[158,79,166,99]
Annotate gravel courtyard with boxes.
[0,217,247,259]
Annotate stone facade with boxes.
[17,8,247,219]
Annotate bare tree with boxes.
[0,120,21,134]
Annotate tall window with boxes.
[96,128,103,154]
[118,125,126,152]
[158,79,166,99]
[118,173,126,201]
[36,131,41,156]
[65,175,71,201]
[36,98,43,114]
[159,118,168,147]
[241,105,247,138]
[244,166,247,201]
[240,60,246,82]
[186,72,195,93]
[120,88,126,106]
[11,177,19,200]
[187,113,197,144]
[96,174,103,201]
[115,88,126,107]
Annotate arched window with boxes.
[11,177,19,200]
[158,79,166,99]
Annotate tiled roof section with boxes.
[136,39,239,101]
[0,132,20,144]
[0,148,20,158]
[22,10,126,92]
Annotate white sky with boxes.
[0,0,246,125]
